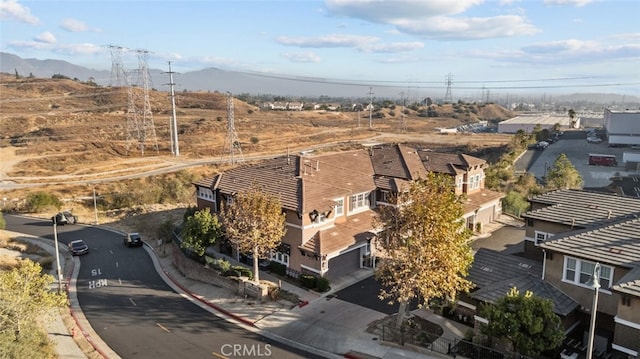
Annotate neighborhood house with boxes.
[193,143,504,280]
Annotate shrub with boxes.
[267,261,286,276]
[0,212,5,230]
[250,137,259,144]
[316,277,330,292]
[212,258,231,272]
[25,192,62,212]
[38,256,54,270]
[300,274,317,289]
[223,265,253,280]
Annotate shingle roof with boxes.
[463,189,505,215]
[470,274,579,316]
[300,211,376,255]
[468,248,543,288]
[214,156,302,211]
[612,267,640,297]
[539,217,640,268]
[523,189,640,228]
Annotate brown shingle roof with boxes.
[300,211,377,255]
[463,189,505,214]
[523,189,640,228]
[540,217,640,268]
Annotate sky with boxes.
[2,0,640,97]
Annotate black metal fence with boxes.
[382,324,528,359]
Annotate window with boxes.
[197,187,214,200]
[335,198,344,216]
[534,231,554,246]
[379,190,390,203]
[563,256,613,289]
[271,251,289,266]
[456,177,463,189]
[348,192,370,213]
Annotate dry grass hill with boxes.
[0,73,516,204]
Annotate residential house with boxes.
[461,248,579,330]
[193,144,504,280]
[519,189,640,357]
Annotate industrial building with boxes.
[604,109,640,146]
[497,113,579,134]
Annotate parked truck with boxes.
[588,153,618,166]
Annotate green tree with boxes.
[0,212,5,230]
[25,191,62,212]
[0,260,67,358]
[568,109,577,128]
[180,208,223,257]
[502,191,530,216]
[545,153,583,190]
[221,188,286,284]
[480,287,564,356]
[375,172,474,328]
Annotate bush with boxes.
[268,261,286,276]
[316,277,330,292]
[25,192,61,212]
[212,258,231,272]
[223,265,253,280]
[0,212,5,230]
[300,274,317,289]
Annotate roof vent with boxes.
[610,248,622,254]
[607,209,612,219]
[519,263,532,269]
[481,266,493,272]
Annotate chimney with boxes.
[607,209,612,219]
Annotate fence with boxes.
[381,324,529,359]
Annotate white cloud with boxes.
[324,0,539,40]
[325,0,482,22]
[282,51,321,63]
[399,15,539,39]
[276,34,379,48]
[8,40,104,55]
[34,31,56,44]
[543,0,593,7]
[0,0,38,24]
[60,18,88,32]
[360,41,424,53]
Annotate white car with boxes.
[587,137,602,143]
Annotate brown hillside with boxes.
[0,74,515,187]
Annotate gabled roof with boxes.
[539,217,640,268]
[300,211,376,256]
[463,188,505,215]
[468,248,542,288]
[612,267,640,297]
[470,274,579,316]
[207,150,377,213]
[370,143,487,180]
[523,189,640,228]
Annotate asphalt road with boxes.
[334,276,420,315]
[5,214,322,359]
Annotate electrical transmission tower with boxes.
[124,49,159,156]
[108,45,126,87]
[164,61,179,156]
[222,92,244,165]
[444,73,453,103]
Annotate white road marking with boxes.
[129,298,136,306]
[156,323,170,333]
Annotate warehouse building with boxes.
[604,109,640,146]
[497,113,579,134]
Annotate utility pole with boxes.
[164,61,180,156]
[368,87,374,129]
[52,216,63,293]
[223,92,244,165]
[444,73,453,103]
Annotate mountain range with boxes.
[2,52,639,104]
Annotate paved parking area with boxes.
[516,130,639,189]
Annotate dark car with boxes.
[241,253,271,270]
[52,211,78,225]
[68,240,89,255]
[123,232,143,247]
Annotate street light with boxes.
[586,262,601,359]
[52,215,63,293]
[92,184,99,225]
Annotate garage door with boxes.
[327,248,361,281]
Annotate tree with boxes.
[180,208,223,257]
[221,188,286,284]
[375,172,474,328]
[545,153,583,190]
[0,260,67,357]
[568,109,577,128]
[480,287,564,356]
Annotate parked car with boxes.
[123,232,143,247]
[587,136,603,143]
[68,239,89,255]
[52,211,78,225]
[241,253,271,270]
